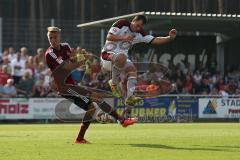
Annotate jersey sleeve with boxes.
[108,27,121,35]
[61,42,72,56]
[62,42,71,50]
[108,19,130,35]
[133,32,155,44]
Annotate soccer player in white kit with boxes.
[101,15,177,106]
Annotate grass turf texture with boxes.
[0,123,240,160]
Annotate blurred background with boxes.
[0,0,240,122]
[0,0,240,52]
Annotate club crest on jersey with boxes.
[113,28,118,32]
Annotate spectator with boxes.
[25,56,35,78]
[193,70,202,86]
[0,65,11,86]
[91,58,101,77]
[200,78,210,94]
[219,86,229,97]
[217,78,225,91]
[32,74,49,97]
[183,62,193,75]
[176,78,183,93]
[2,48,9,60]
[0,85,5,97]
[8,47,16,61]
[146,80,159,94]
[20,47,28,61]
[183,74,193,93]
[44,69,51,87]
[3,79,17,97]
[10,52,25,84]
[136,75,148,92]
[228,79,237,94]
[35,62,47,81]
[16,72,34,96]
[35,48,45,64]
[1,56,12,74]
[209,87,219,95]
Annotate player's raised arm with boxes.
[151,29,177,45]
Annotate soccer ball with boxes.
[95,110,114,123]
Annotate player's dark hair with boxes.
[133,15,147,24]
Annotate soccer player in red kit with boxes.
[45,27,137,144]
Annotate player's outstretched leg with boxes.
[121,105,133,118]
[75,121,91,144]
[74,101,96,144]
[108,53,127,98]
[124,66,142,106]
[97,101,137,127]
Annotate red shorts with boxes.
[101,51,113,61]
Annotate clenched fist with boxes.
[169,29,177,39]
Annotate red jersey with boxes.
[0,72,11,85]
[45,43,75,85]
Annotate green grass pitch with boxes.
[0,123,240,160]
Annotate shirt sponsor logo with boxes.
[56,56,63,64]
[119,41,132,50]
[105,42,117,51]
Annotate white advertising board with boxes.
[199,98,240,118]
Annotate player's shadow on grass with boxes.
[192,144,240,149]
[214,145,240,149]
[126,144,239,152]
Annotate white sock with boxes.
[112,65,122,85]
[127,76,137,97]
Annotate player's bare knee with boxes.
[114,54,127,68]
[126,66,137,78]
[127,72,137,79]
[126,65,136,72]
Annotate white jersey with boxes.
[102,19,155,56]
[10,58,26,77]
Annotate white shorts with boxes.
[101,51,134,71]
[101,58,133,71]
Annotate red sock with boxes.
[109,110,124,123]
[76,121,90,141]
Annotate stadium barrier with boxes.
[0,96,240,122]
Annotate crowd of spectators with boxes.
[0,47,55,98]
[129,53,240,96]
[167,61,240,96]
[0,46,240,98]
